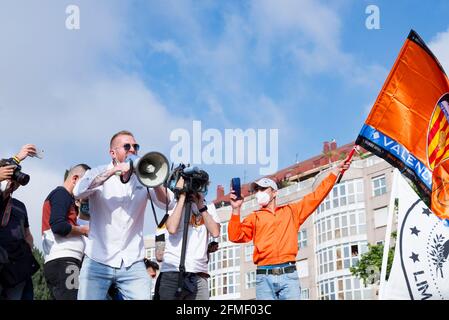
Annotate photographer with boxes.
[157,176,220,300]
[41,164,90,300]
[0,144,38,300]
[228,155,352,300]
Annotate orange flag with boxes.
[357,30,449,219]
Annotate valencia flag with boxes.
[357,30,449,219]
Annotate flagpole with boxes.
[378,169,399,299]
[336,145,358,183]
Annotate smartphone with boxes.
[231,177,242,200]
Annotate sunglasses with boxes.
[120,143,140,152]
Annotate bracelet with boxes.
[199,205,208,213]
[12,156,21,164]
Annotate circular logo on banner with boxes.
[399,200,449,299]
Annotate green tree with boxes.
[32,247,52,300]
[350,231,397,287]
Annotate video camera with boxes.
[0,158,30,186]
[165,164,209,196]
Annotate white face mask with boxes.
[256,191,271,206]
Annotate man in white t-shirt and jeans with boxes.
[157,176,220,300]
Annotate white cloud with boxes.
[0,1,194,247]
[429,27,449,76]
[149,40,187,64]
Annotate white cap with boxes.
[250,177,278,191]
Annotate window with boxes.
[220,222,228,242]
[317,248,334,275]
[335,275,373,300]
[316,179,364,214]
[245,271,256,289]
[146,248,155,260]
[319,209,366,243]
[372,175,387,196]
[374,206,388,228]
[318,279,336,300]
[332,242,367,274]
[351,245,359,256]
[296,259,308,278]
[244,243,254,262]
[208,245,240,273]
[301,288,310,300]
[209,271,240,297]
[298,229,308,248]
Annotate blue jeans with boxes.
[256,271,302,300]
[78,256,151,300]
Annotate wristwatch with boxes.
[199,205,208,213]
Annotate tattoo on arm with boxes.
[88,170,114,190]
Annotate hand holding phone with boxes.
[231,177,242,200]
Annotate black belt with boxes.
[256,265,296,275]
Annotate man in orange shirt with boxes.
[228,157,351,300]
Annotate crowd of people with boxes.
[0,131,351,300]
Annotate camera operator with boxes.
[41,164,90,300]
[228,155,352,300]
[157,176,220,300]
[73,130,175,300]
[0,144,38,300]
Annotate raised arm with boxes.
[227,189,254,243]
[73,162,129,199]
[165,177,185,234]
[292,155,352,225]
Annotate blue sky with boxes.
[1,0,449,244]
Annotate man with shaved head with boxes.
[42,164,91,300]
[74,130,174,300]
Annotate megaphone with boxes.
[125,152,170,188]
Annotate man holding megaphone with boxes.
[73,130,175,300]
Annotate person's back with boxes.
[0,191,37,300]
[0,198,29,256]
[0,144,40,300]
[41,164,90,300]
[42,187,86,264]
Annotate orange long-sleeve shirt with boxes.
[228,172,337,266]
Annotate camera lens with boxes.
[13,170,30,186]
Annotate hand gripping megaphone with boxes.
[123,152,170,188]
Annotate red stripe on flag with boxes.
[429,122,449,165]
[428,110,445,143]
[434,142,449,166]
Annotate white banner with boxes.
[382,173,449,300]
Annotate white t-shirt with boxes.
[161,202,220,273]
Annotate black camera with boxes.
[0,158,30,186]
[165,164,209,196]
